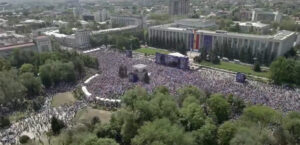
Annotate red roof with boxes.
[0,43,35,51]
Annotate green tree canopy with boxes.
[81,137,119,145]
[241,105,282,129]
[269,57,295,84]
[19,72,42,97]
[217,121,237,145]
[207,94,231,124]
[180,103,206,131]
[20,63,34,74]
[132,118,195,145]
[176,86,206,107]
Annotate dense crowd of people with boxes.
[87,50,300,112]
[0,84,87,145]
[1,49,299,145]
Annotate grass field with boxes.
[199,61,269,78]
[135,47,170,55]
[9,112,27,123]
[73,107,112,124]
[51,92,76,107]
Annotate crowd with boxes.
[86,50,300,112]
[0,84,87,145]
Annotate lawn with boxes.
[51,92,76,107]
[135,47,170,55]
[73,107,112,124]
[9,112,27,123]
[199,61,269,78]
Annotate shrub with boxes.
[51,117,66,135]
[253,62,261,72]
[0,116,10,129]
[19,135,30,144]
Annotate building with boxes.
[168,0,190,16]
[75,30,91,49]
[43,29,90,49]
[94,9,110,22]
[110,16,144,28]
[82,14,95,21]
[0,36,52,57]
[235,9,282,23]
[174,19,216,29]
[34,36,52,52]
[148,24,297,64]
[234,21,270,34]
[0,31,29,46]
[251,9,282,23]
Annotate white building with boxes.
[148,24,297,64]
[75,30,91,49]
[234,21,270,34]
[110,16,144,28]
[174,19,217,29]
[94,9,110,22]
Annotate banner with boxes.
[195,34,200,50]
[203,35,213,51]
[193,30,197,50]
[189,33,194,50]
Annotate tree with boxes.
[0,70,27,104]
[102,34,109,48]
[226,95,245,115]
[39,61,76,87]
[121,86,149,110]
[95,124,118,139]
[270,57,295,84]
[253,62,261,72]
[207,94,231,124]
[51,117,66,135]
[19,72,42,97]
[217,121,237,145]
[0,116,10,129]
[192,118,217,145]
[230,127,263,145]
[0,58,11,71]
[10,49,35,67]
[20,63,34,74]
[241,106,281,130]
[176,86,206,107]
[210,49,220,64]
[19,135,30,144]
[283,112,300,144]
[294,63,300,85]
[149,92,179,122]
[39,63,52,88]
[81,136,119,145]
[234,23,240,32]
[180,103,206,131]
[132,118,195,145]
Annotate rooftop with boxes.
[151,24,295,41]
[21,19,45,24]
[234,21,269,28]
[0,43,35,51]
[133,64,147,70]
[174,18,216,28]
[169,52,187,58]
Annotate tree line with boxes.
[44,86,300,145]
[90,31,144,51]
[0,49,98,129]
